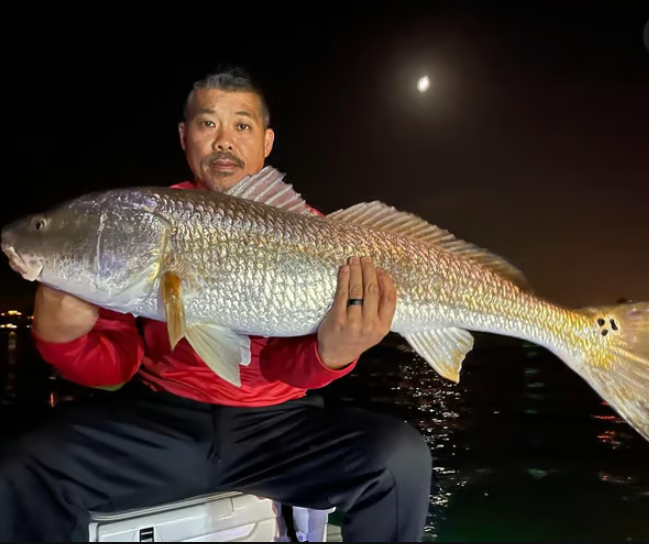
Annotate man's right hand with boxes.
[32,284,99,343]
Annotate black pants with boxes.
[0,380,432,542]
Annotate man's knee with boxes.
[377,417,431,472]
[354,413,432,485]
[0,423,76,495]
[1,437,32,478]
[333,412,432,522]
[0,435,88,542]
[335,414,431,541]
[0,434,52,501]
[0,438,37,513]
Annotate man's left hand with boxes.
[317,256,397,369]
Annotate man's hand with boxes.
[317,256,397,369]
[32,284,99,343]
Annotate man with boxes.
[0,69,432,542]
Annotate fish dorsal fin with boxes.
[226,165,318,216]
[327,201,531,291]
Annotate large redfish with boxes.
[2,167,648,442]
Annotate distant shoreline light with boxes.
[0,310,33,330]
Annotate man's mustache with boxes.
[203,152,244,168]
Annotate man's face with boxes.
[179,89,275,191]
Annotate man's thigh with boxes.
[0,382,218,514]
[215,395,431,510]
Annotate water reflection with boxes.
[1,329,648,542]
[320,333,649,542]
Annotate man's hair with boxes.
[183,67,270,128]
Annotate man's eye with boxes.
[202,120,216,127]
[237,123,250,130]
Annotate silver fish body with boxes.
[2,167,648,442]
[116,188,535,338]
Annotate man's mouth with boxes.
[212,160,238,168]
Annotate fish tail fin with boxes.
[568,301,649,442]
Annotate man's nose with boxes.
[211,128,234,151]
[212,142,233,151]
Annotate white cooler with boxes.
[88,492,335,542]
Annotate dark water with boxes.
[1,330,648,542]
[320,334,649,542]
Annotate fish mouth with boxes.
[1,243,43,282]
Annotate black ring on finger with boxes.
[348,298,364,306]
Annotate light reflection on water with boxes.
[1,331,648,542]
[321,334,649,542]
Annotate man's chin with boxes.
[201,171,245,192]
[212,164,238,176]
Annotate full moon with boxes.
[417,75,430,92]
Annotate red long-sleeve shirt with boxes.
[32,181,357,406]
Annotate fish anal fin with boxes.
[185,323,246,387]
[225,165,318,216]
[327,202,531,291]
[403,327,475,383]
[161,271,186,351]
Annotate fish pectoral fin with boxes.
[161,271,186,351]
[225,165,318,216]
[327,202,531,291]
[403,327,475,383]
[185,323,245,387]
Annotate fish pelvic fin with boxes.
[185,323,246,387]
[404,327,475,383]
[572,301,649,443]
[160,271,246,387]
[161,271,186,351]
[225,165,319,216]
[327,201,531,291]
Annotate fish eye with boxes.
[32,218,46,231]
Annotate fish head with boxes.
[1,198,102,291]
[1,192,169,308]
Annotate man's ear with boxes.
[264,128,275,158]
[179,122,187,152]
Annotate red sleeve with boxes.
[260,334,358,389]
[32,309,144,388]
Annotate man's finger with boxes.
[347,257,364,319]
[360,256,379,319]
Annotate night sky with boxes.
[4,5,649,310]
